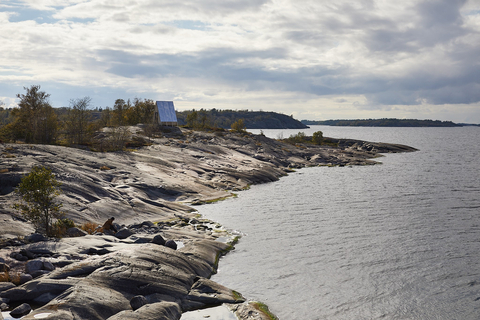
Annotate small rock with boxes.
[151,235,165,246]
[133,237,152,244]
[10,239,24,246]
[27,248,54,256]
[141,221,155,228]
[25,259,44,274]
[43,261,55,271]
[66,227,88,237]
[165,240,177,250]
[115,228,133,239]
[130,295,148,310]
[25,233,47,243]
[18,273,33,284]
[10,302,31,318]
[1,302,9,311]
[0,263,10,273]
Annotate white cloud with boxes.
[0,0,479,122]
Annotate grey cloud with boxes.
[364,0,470,53]
[98,40,480,107]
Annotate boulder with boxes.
[66,227,88,237]
[115,228,133,239]
[132,237,151,244]
[25,233,47,243]
[17,255,28,262]
[151,235,165,246]
[0,287,27,301]
[30,270,50,279]
[9,303,31,318]
[185,277,245,307]
[130,295,148,311]
[105,301,182,320]
[25,259,44,274]
[20,249,35,259]
[0,283,15,293]
[0,263,10,273]
[165,240,177,250]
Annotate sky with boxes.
[1,0,480,123]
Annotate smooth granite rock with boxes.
[66,227,88,237]
[130,295,148,311]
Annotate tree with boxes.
[186,109,199,128]
[112,99,129,126]
[11,85,58,143]
[124,98,156,125]
[13,166,63,236]
[98,107,112,127]
[65,97,92,145]
[231,118,247,133]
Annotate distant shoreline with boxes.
[301,118,479,127]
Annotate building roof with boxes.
[155,101,177,123]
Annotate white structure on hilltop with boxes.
[154,101,178,126]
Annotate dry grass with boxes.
[80,221,99,234]
[0,272,8,282]
[0,271,22,285]
[1,152,16,158]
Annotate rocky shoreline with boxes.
[0,127,417,319]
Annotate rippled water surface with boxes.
[197,126,480,319]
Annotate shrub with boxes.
[13,166,63,237]
[285,132,307,144]
[312,131,323,144]
[51,218,76,238]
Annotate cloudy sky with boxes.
[1,0,480,123]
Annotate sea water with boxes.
[196,126,480,319]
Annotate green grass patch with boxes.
[251,301,278,320]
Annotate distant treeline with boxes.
[301,118,463,127]
[0,85,309,148]
[177,109,308,129]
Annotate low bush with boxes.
[80,221,99,234]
